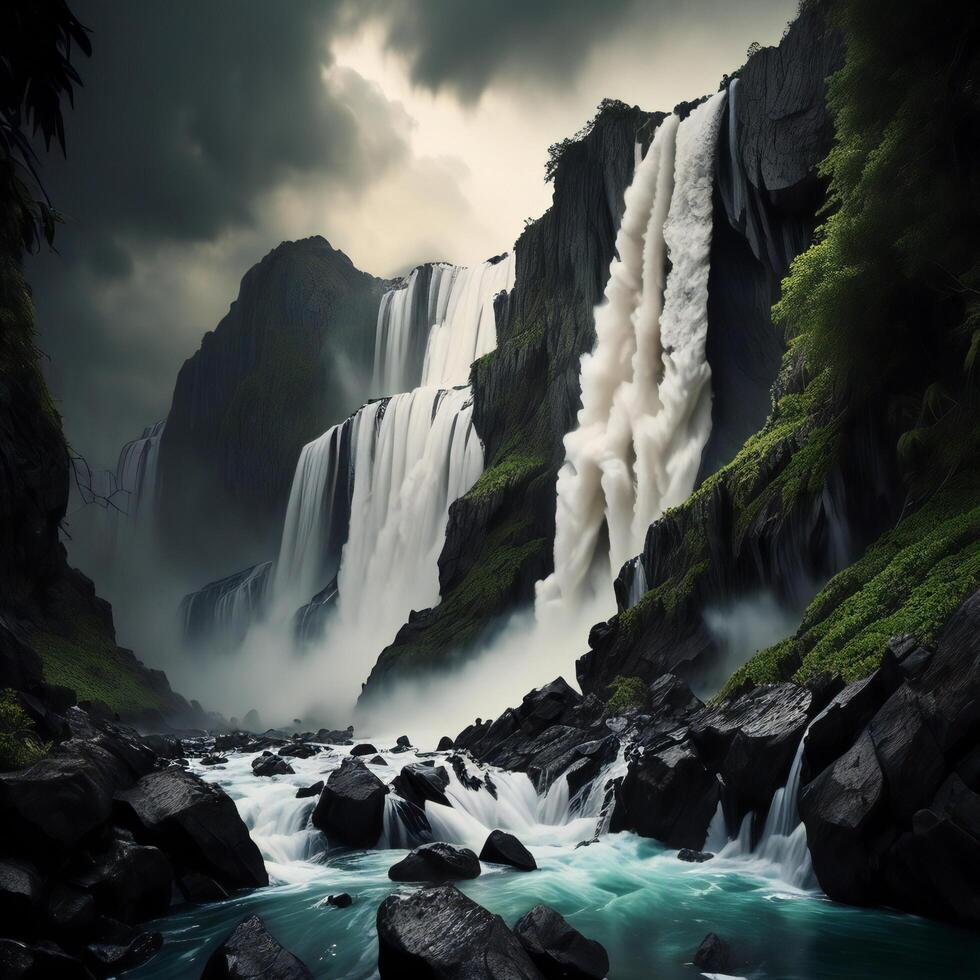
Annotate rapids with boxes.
[128,740,978,980]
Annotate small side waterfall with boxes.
[372,254,515,394]
[717,730,815,889]
[536,92,727,619]
[115,420,166,521]
[181,561,273,646]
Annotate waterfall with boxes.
[181,561,273,646]
[273,415,357,608]
[115,420,166,521]
[716,730,816,890]
[331,385,483,655]
[536,92,727,619]
[372,255,516,394]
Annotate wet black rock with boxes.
[251,756,295,777]
[83,931,162,976]
[201,913,314,979]
[350,743,378,756]
[311,757,387,848]
[437,736,454,751]
[388,843,481,883]
[395,735,411,747]
[513,904,609,980]
[614,738,720,850]
[200,754,228,766]
[800,591,980,926]
[677,848,714,863]
[368,755,386,766]
[295,781,324,799]
[376,885,542,979]
[314,727,354,745]
[0,937,95,979]
[177,871,228,904]
[479,830,537,871]
[392,763,451,810]
[693,932,732,973]
[0,859,43,939]
[46,883,97,941]
[278,743,319,759]
[327,893,352,908]
[69,838,172,924]
[114,767,268,890]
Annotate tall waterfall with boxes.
[332,386,482,654]
[372,255,515,394]
[536,93,726,618]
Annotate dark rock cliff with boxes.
[700,4,843,477]
[158,236,385,578]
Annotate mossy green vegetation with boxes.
[465,445,548,502]
[606,675,649,714]
[30,580,172,716]
[0,688,48,771]
[722,471,980,696]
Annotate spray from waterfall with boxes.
[536,92,726,625]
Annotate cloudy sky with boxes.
[29,0,796,468]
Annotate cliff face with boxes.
[700,3,843,476]
[158,236,386,577]
[1,230,191,728]
[362,7,842,696]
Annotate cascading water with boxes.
[716,729,815,889]
[331,386,482,656]
[181,561,273,646]
[536,93,726,620]
[116,419,166,521]
[372,254,515,395]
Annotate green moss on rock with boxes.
[0,688,48,771]
[606,675,648,714]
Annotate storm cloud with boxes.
[27,0,796,469]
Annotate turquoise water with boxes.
[127,748,980,979]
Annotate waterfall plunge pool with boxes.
[127,744,979,980]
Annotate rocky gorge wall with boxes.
[158,236,386,579]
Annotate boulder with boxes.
[693,932,732,973]
[177,871,228,904]
[388,843,481,883]
[251,756,295,777]
[295,781,324,799]
[350,743,378,756]
[114,767,268,890]
[200,755,228,766]
[201,914,314,979]
[278,743,318,759]
[395,735,411,747]
[799,730,883,904]
[69,838,172,924]
[368,755,386,766]
[83,931,162,975]
[614,738,719,849]
[513,905,609,980]
[46,883,97,941]
[0,938,95,979]
[327,893,352,908]
[677,848,714,863]
[392,763,451,809]
[437,736,455,751]
[0,859,43,939]
[376,885,542,979]
[311,757,387,848]
[479,830,537,871]
[314,727,354,745]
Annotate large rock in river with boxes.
[376,885,543,979]
[114,768,267,890]
[311,757,387,848]
[513,905,609,980]
[388,843,481,883]
[201,914,313,979]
